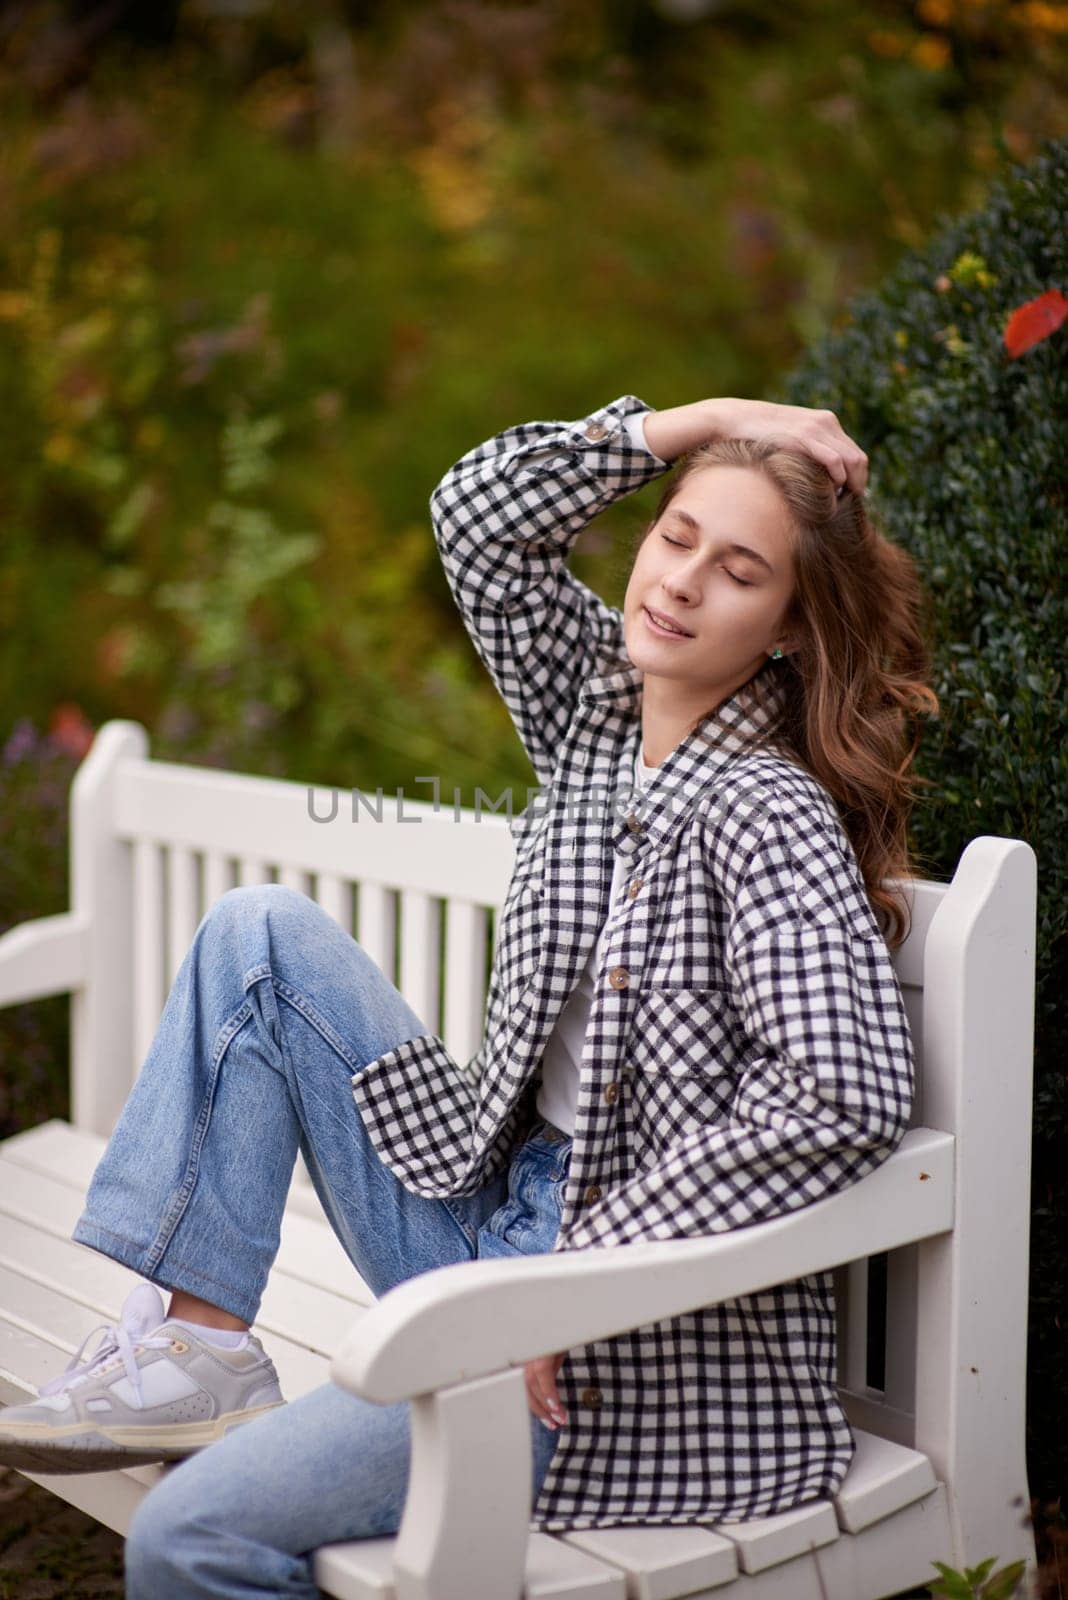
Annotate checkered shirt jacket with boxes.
[350,392,917,1534]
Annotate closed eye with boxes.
[660,534,753,586]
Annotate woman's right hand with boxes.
[524,1350,568,1430]
[641,397,869,497]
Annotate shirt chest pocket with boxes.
[628,987,738,1080]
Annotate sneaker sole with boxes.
[0,1400,287,1474]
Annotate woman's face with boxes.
[622,464,799,705]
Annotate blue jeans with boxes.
[69,884,569,1600]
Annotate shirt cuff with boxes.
[621,408,670,466]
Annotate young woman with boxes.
[0,392,936,1596]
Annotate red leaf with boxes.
[48,702,96,759]
[1003,288,1068,358]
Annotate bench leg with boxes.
[395,1369,532,1600]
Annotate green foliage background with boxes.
[0,2,1064,1591]
[778,138,1067,1552]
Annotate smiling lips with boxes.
[644,605,694,639]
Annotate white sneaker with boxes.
[0,1283,286,1473]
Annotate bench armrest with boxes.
[0,912,89,1008]
[331,1125,953,1405]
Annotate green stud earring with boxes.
[770,647,784,660]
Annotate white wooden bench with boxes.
[0,717,1039,1600]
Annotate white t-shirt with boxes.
[535,735,660,1135]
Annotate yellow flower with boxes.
[913,33,952,68]
[409,146,493,232]
[1013,1,1068,29]
[917,0,953,25]
[43,434,77,464]
[949,249,996,290]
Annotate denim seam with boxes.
[213,999,258,1069]
[270,977,367,1075]
[440,1199,480,1252]
[141,996,254,1277]
[72,1218,152,1255]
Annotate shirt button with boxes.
[603,1082,619,1105]
[584,1185,602,1204]
[627,878,643,899]
[608,966,629,989]
[581,1386,603,1408]
[584,421,609,441]
[624,812,645,833]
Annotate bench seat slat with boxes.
[0,1119,376,1306]
[312,1527,630,1600]
[559,1432,939,1595]
[313,1537,399,1600]
[712,1501,840,1575]
[560,1522,739,1599]
[559,1506,839,1594]
[523,1530,629,1598]
[831,1427,937,1534]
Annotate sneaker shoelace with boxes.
[38,1319,176,1406]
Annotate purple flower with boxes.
[3,719,39,767]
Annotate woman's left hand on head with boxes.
[641,397,868,497]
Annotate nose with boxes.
[662,562,700,604]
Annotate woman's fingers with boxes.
[526,1357,566,1425]
[801,411,869,496]
[524,1353,568,1428]
[719,400,869,496]
[799,425,869,497]
[643,398,869,487]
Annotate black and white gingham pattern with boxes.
[349,394,916,1533]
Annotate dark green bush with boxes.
[777,133,1068,1524]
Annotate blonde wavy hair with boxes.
[626,437,942,950]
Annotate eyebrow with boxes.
[666,508,775,574]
